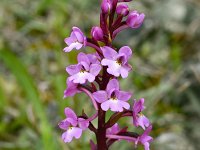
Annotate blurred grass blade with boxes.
[186,90,200,117]
[0,50,60,150]
[0,83,6,112]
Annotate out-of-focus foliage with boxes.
[0,0,200,149]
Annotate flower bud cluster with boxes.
[59,0,152,150]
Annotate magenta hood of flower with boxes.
[58,108,89,143]
[91,26,104,41]
[132,98,150,130]
[66,52,101,84]
[116,4,129,16]
[93,79,132,112]
[101,46,132,78]
[126,11,145,29]
[63,27,86,52]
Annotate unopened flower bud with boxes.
[126,11,145,28]
[91,26,104,41]
[101,0,112,14]
[116,4,129,16]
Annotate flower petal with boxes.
[71,127,83,139]
[101,58,112,66]
[64,79,80,98]
[62,131,73,143]
[72,27,84,43]
[66,64,81,75]
[93,91,107,103]
[62,127,82,142]
[118,100,130,110]
[101,101,111,111]
[87,53,101,64]
[85,72,95,82]
[65,107,77,121]
[116,91,132,101]
[66,118,78,126]
[77,52,90,64]
[101,46,118,59]
[102,59,121,77]
[69,72,92,84]
[106,123,120,135]
[64,37,74,45]
[120,66,130,78]
[63,42,83,52]
[138,115,150,130]
[58,119,70,130]
[133,98,145,113]
[107,66,120,77]
[78,118,89,130]
[90,64,101,76]
[109,101,124,112]
[119,46,132,60]
[141,125,152,140]
[106,79,119,92]
[144,142,150,150]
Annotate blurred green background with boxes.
[0,0,200,149]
